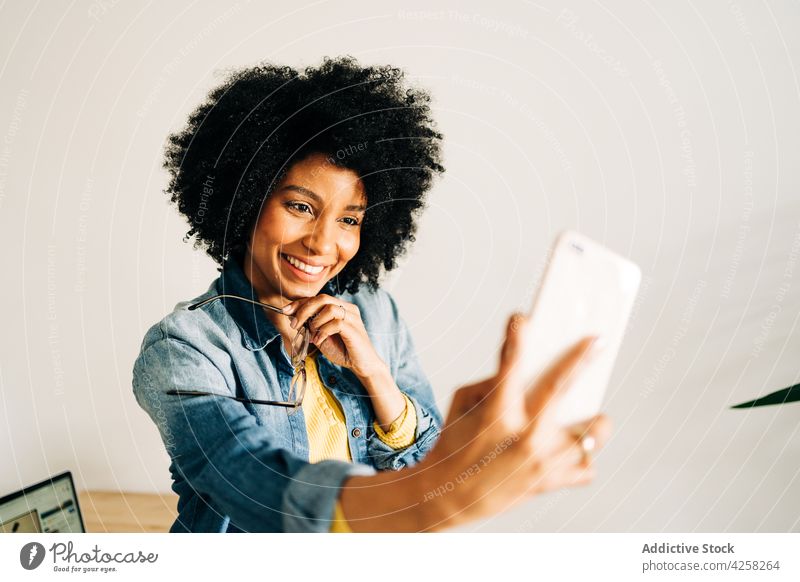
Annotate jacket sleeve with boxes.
[372,393,417,449]
[132,335,375,532]
[365,292,443,470]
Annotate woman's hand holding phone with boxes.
[412,312,613,530]
[339,312,613,532]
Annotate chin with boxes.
[285,288,319,300]
[279,281,327,299]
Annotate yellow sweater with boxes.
[301,353,417,533]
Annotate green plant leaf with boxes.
[731,383,800,409]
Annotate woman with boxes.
[133,56,611,532]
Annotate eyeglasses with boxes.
[166,294,311,414]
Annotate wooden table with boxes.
[77,491,179,533]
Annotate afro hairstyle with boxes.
[162,55,445,294]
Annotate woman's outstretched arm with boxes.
[338,313,613,532]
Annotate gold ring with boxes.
[579,434,596,465]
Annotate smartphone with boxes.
[521,230,641,426]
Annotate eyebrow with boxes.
[279,184,367,212]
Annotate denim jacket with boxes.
[131,258,442,532]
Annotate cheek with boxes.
[340,232,361,262]
[252,207,297,249]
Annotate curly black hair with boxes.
[163,55,445,294]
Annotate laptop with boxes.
[0,471,85,533]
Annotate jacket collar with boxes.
[217,257,339,351]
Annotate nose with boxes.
[302,214,337,258]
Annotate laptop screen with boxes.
[0,471,85,533]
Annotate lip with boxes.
[280,253,331,282]
[282,253,332,268]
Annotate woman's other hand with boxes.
[283,295,385,379]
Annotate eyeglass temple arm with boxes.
[166,389,301,408]
[188,293,310,362]
[187,294,287,315]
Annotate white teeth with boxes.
[285,255,324,275]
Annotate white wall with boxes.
[1,0,798,532]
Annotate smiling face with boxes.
[242,152,367,304]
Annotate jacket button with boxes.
[351,427,362,438]
[327,376,337,386]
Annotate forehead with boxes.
[282,153,366,203]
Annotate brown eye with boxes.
[286,201,313,215]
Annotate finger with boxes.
[529,433,599,493]
[483,313,532,431]
[498,313,529,376]
[547,413,612,469]
[523,452,596,496]
[526,336,600,422]
[312,319,349,346]
[492,312,531,400]
[283,296,315,327]
[307,303,351,334]
[523,416,610,495]
[290,295,344,330]
[553,463,597,490]
[565,413,613,448]
[562,430,594,470]
[306,304,336,334]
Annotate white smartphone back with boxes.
[521,230,641,426]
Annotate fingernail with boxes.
[282,303,294,314]
[290,317,297,329]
